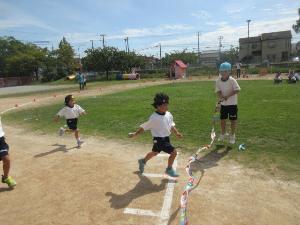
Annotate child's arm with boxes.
[216,91,225,101]
[129,127,144,138]
[54,115,60,122]
[223,90,239,100]
[80,111,87,116]
[171,126,183,139]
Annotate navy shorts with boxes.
[220,105,238,120]
[0,136,9,160]
[152,137,175,154]
[66,118,78,131]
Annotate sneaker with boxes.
[2,175,17,188]
[59,127,65,136]
[138,159,145,173]
[77,140,84,147]
[218,134,225,142]
[229,134,236,144]
[165,167,179,177]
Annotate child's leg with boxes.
[230,120,237,135]
[2,155,10,178]
[144,151,158,163]
[167,150,177,168]
[221,119,226,134]
[75,130,79,140]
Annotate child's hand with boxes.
[176,132,183,139]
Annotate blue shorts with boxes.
[0,136,9,160]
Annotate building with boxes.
[239,30,292,63]
[199,50,219,66]
[170,60,187,79]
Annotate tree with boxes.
[293,8,300,33]
[161,50,198,66]
[55,37,76,79]
[83,47,146,79]
[220,46,239,65]
[83,47,119,80]
[0,36,47,79]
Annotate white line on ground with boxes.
[124,208,161,217]
[142,173,165,178]
[158,158,178,225]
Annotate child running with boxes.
[129,93,182,177]
[0,117,17,188]
[55,95,86,147]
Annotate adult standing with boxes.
[236,61,242,78]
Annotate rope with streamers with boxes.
[179,101,221,225]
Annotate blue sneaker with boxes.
[165,167,179,177]
[138,159,145,173]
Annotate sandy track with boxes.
[0,78,299,225]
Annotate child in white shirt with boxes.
[129,93,182,177]
[55,95,86,147]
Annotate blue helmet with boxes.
[219,62,232,72]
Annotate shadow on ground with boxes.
[34,144,78,158]
[105,171,169,209]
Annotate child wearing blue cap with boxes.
[215,62,241,144]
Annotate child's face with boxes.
[157,103,168,113]
[220,71,230,80]
[68,99,75,107]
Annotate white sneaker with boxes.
[229,134,236,144]
[59,127,65,136]
[218,134,225,142]
[77,140,84,147]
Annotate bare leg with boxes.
[75,130,79,139]
[168,150,177,168]
[230,120,237,135]
[2,155,10,178]
[144,151,158,163]
[221,119,226,135]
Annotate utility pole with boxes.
[90,40,94,50]
[124,37,130,53]
[100,34,106,48]
[197,32,201,64]
[246,19,251,63]
[218,36,223,62]
[159,43,162,68]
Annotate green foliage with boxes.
[220,46,239,65]
[161,50,198,66]
[82,47,146,79]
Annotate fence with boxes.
[0,76,33,88]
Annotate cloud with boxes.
[61,24,194,45]
[154,16,298,51]
[191,10,211,20]
[0,1,56,32]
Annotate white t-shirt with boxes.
[57,104,85,119]
[0,117,5,137]
[215,76,241,106]
[236,63,241,69]
[140,111,175,137]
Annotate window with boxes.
[252,43,257,49]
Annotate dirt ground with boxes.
[0,78,299,225]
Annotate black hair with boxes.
[152,93,169,108]
[65,95,74,106]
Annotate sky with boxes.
[1,0,300,57]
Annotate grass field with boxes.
[3,80,300,181]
